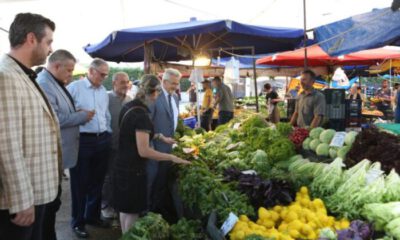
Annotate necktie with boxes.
[168,94,173,114]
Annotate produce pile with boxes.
[230,187,350,240]
[302,127,357,159]
[347,127,400,173]
[124,112,400,240]
[120,213,205,240]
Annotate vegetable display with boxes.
[347,127,400,173]
[223,168,295,209]
[230,187,349,240]
[120,212,169,240]
[164,112,400,239]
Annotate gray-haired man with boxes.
[148,68,181,221]
[102,72,132,219]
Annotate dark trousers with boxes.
[70,133,111,228]
[0,204,46,240]
[201,109,213,131]
[102,149,117,210]
[218,111,234,125]
[42,185,62,240]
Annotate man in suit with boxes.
[67,58,112,238]
[148,68,181,221]
[37,49,94,240]
[0,13,61,240]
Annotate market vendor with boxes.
[212,76,234,125]
[264,83,282,123]
[347,84,362,100]
[290,70,326,128]
[375,79,392,120]
[200,79,213,131]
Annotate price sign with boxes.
[220,212,239,236]
[330,132,346,147]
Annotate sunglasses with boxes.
[94,68,108,78]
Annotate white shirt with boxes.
[67,78,111,133]
[162,86,178,130]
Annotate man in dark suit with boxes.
[37,49,94,240]
[148,68,181,221]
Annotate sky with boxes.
[0,0,394,67]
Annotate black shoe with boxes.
[86,219,111,228]
[73,226,89,238]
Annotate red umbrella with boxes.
[256,45,334,67]
[337,47,400,65]
[257,45,400,67]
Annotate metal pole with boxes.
[191,54,201,128]
[252,47,259,112]
[303,0,308,69]
[144,41,152,74]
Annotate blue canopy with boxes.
[84,19,304,62]
[314,8,400,56]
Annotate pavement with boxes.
[56,175,122,240]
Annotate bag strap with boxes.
[119,106,147,127]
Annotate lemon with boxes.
[263,220,275,229]
[278,223,288,232]
[236,230,245,239]
[308,221,317,229]
[340,219,350,229]
[284,211,298,222]
[312,198,324,208]
[273,205,283,213]
[270,211,280,222]
[289,229,301,238]
[258,207,271,220]
[288,219,303,231]
[301,224,313,235]
[239,215,250,222]
[307,231,317,240]
[300,186,309,195]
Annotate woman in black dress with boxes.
[113,74,190,233]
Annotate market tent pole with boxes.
[144,41,152,74]
[252,47,259,112]
[303,0,308,69]
[390,59,393,90]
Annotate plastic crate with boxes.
[183,116,197,129]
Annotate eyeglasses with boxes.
[94,68,108,78]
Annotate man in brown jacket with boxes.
[0,13,61,240]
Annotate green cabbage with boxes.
[302,137,312,150]
[385,217,400,239]
[310,139,321,151]
[344,131,358,146]
[329,148,338,159]
[316,143,330,156]
[362,202,400,231]
[337,145,350,159]
[310,127,324,139]
[383,170,400,202]
[319,129,336,144]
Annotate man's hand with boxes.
[84,110,95,122]
[11,205,35,226]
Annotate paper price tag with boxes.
[242,170,257,175]
[330,132,346,147]
[233,123,241,130]
[220,212,239,236]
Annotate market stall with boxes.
[119,112,400,240]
